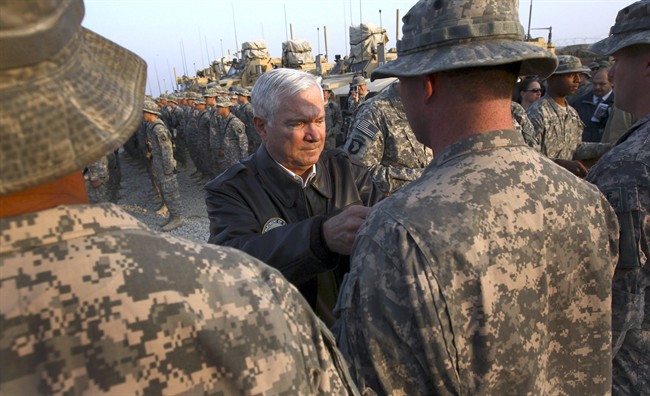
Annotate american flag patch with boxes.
[355,120,379,139]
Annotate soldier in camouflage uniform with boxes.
[511,100,540,151]
[526,55,612,178]
[585,2,650,393]
[334,1,620,394]
[83,155,111,203]
[237,88,261,154]
[346,75,368,116]
[322,83,343,149]
[212,96,248,175]
[0,2,360,394]
[344,82,433,195]
[143,101,184,231]
[198,89,218,180]
[183,92,204,180]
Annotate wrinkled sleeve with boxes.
[155,124,175,174]
[573,142,612,161]
[335,214,459,395]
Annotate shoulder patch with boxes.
[262,217,287,233]
[355,119,380,139]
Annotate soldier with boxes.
[212,96,248,175]
[198,89,218,180]
[143,101,184,231]
[322,83,343,149]
[346,75,368,115]
[511,101,540,151]
[344,82,433,195]
[83,156,111,203]
[229,92,240,117]
[585,2,650,393]
[526,55,611,177]
[237,88,261,154]
[183,92,203,180]
[334,0,619,394]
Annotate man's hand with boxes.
[322,205,371,255]
[554,159,589,178]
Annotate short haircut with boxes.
[251,68,323,125]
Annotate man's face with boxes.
[217,106,229,117]
[196,103,206,112]
[548,72,580,97]
[611,46,648,115]
[257,85,325,177]
[358,84,368,95]
[205,96,216,106]
[323,90,330,102]
[592,69,612,98]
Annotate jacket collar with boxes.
[252,145,333,207]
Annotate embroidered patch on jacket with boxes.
[355,119,379,139]
[262,217,287,233]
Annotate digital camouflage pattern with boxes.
[511,101,540,151]
[527,95,611,160]
[83,155,110,203]
[211,113,248,175]
[586,113,650,394]
[184,105,203,173]
[237,102,260,155]
[344,83,432,194]
[196,108,214,176]
[146,118,181,217]
[0,204,360,395]
[346,93,366,117]
[336,129,619,395]
[324,97,343,149]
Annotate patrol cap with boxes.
[143,100,161,115]
[590,1,650,56]
[551,55,590,75]
[215,97,232,108]
[203,88,218,98]
[0,0,146,195]
[371,0,558,81]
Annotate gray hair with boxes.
[251,68,323,125]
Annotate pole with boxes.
[290,24,294,40]
[163,78,167,93]
[166,58,175,92]
[379,9,382,31]
[343,0,348,55]
[284,4,289,42]
[317,27,321,56]
[231,3,239,52]
[205,35,211,65]
[154,55,162,97]
[198,28,204,67]
[324,25,329,60]
[396,9,400,41]
[359,0,362,24]
[527,0,533,41]
[220,39,224,58]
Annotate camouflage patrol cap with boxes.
[551,55,590,75]
[371,0,558,81]
[203,88,218,98]
[590,0,650,56]
[143,101,161,115]
[215,97,232,108]
[0,0,146,195]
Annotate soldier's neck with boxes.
[0,172,89,218]
[550,93,568,108]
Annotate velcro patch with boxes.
[355,119,379,139]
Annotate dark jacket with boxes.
[571,90,615,142]
[205,145,384,308]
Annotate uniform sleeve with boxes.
[155,124,175,175]
[234,120,248,160]
[86,157,109,183]
[526,106,547,156]
[573,142,612,161]
[335,214,460,395]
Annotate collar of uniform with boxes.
[433,129,528,167]
[0,203,144,255]
[615,112,650,147]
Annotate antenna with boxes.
[284,4,289,41]
[231,3,239,52]
[526,0,533,41]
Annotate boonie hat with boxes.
[216,97,232,108]
[203,88,218,98]
[0,0,147,195]
[551,55,590,75]
[351,75,367,87]
[143,101,161,115]
[167,95,178,104]
[321,83,332,91]
[590,1,649,56]
[237,88,251,97]
[194,98,207,105]
[371,0,558,81]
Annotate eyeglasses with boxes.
[526,88,543,93]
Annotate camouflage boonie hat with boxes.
[0,0,146,195]
[588,61,600,70]
[215,97,231,108]
[143,101,161,115]
[551,55,590,75]
[203,88,218,98]
[216,86,229,95]
[321,83,333,91]
[229,93,238,99]
[590,0,650,56]
[351,75,367,86]
[371,0,558,81]
[167,95,178,104]
[194,98,206,105]
[237,88,251,97]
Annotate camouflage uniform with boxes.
[238,102,260,155]
[346,93,366,117]
[344,83,433,194]
[83,155,110,203]
[212,112,248,175]
[586,113,650,394]
[0,204,360,395]
[511,101,540,151]
[196,107,214,176]
[184,105,203,174]
[324,96,343,149]
[146,118,181,218]
[527,95,611,160]
[336,130,619,395]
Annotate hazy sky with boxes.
[84,0,632,97]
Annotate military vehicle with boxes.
[213,40,282,89]
[281,39,334,75]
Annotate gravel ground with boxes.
[117,151,212,244]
